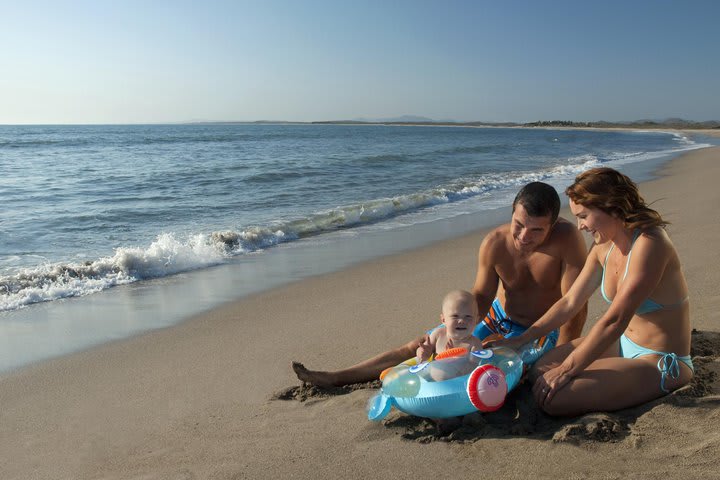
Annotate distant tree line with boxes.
[524,119,720,129]
[310,119,719,129]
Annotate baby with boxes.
[416,289,484,362]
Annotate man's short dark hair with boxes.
[512,182,560,224]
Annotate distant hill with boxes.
[369,115,438,123]
[318,115,452,124]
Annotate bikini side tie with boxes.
[657,353,681,393]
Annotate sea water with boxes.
[0,124,713,371]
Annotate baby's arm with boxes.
[417,329,441,362]
[468,335,485,352]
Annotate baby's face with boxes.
[441,299,479,341]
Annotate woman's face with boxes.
[569,199,620,244]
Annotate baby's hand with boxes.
[416,335,434,362]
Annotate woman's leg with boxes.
[292,336,424,387]
[529,337,586,382]
[529,337,618,383]
[537,355,694,417]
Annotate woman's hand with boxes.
[533,364,573,408]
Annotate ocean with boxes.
[0,124,713,371]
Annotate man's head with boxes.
[510,182,560,253]
[440,290,480,342]
[512,182,560,223]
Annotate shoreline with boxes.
[2,127,715,374]
[1,146,719,479]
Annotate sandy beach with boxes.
[2,142,719,479]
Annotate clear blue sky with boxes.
[2,0,718,124]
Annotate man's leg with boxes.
[292,336,424,387]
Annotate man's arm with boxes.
[471,232,501,319]
[556,226,588,346]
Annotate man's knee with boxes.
[407,336,425,351]
[392,336,424,359]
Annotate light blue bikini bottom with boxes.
[619,333,694,393]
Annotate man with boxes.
[292,182,587,387]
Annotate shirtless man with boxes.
[293,182,588,387]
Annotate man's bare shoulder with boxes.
[552,216,576,234]
[481,224,511,251]
[550,217,582,242]
[546,217,586,256]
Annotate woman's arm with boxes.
[557,227,590,345]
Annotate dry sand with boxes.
[1,145,719,480]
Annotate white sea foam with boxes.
[0,234,230,311]
[0,155,606,311]
[1,132,710,312]
[604,139,711,167]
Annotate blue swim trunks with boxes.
[428,298,559,363]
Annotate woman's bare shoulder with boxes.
[638,227,674,251]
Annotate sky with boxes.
[1,0,718,124]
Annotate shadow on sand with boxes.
[275,330,720,445]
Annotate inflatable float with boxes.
[367,340,546,421]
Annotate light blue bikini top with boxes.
[601,230,688,315]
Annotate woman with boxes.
[490,167,693,416]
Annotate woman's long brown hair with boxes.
[565,167,668,230]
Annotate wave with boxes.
[134,134,239,145]
[0,138,92,149]
[0,135,709,312]
[0,156,604,312]
[356,145,506,165]
[0,132,304,150]
[602,137,711,165]
[357,154,412,165]
[131,131,302,146]
[0,233,230,311]
[431,144,506,156]
[244,170,309,183]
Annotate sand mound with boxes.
[273,380,380,402]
